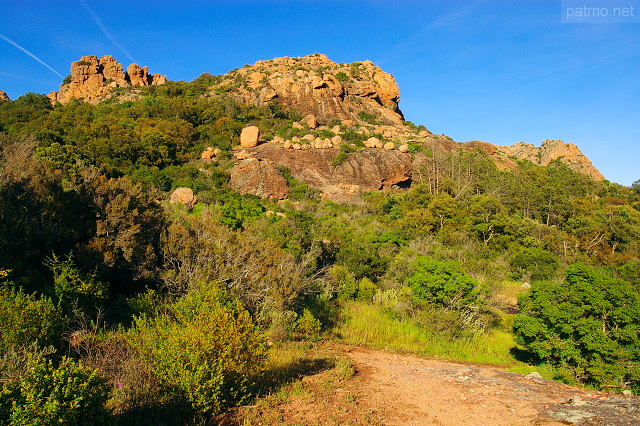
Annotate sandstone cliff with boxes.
[210,53,404,126]
[0,91,9,102]
[49,55,167,104]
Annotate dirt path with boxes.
[347,348,640,425]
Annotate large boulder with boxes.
[302,114,318,129]
[0,90,9,102]
[170,187,198,209]
[240,126,261,148]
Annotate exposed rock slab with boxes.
[229,143,412,201]
[229,158,289,199]
[0,91,9,102]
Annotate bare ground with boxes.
[235,345,640,425]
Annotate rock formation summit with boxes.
[210,53,404,126]
[0,91,9,102]
[49,55,167,104]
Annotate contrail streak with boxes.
[0,34,64,78]
[80,0,136,63]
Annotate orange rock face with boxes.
[494,139,605,180]
[51,55,167,104]
[0,90,9,102]
[210,53,404,126]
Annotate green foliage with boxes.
[0,282,63,351]
[278,166,318,201]
[510,247,559,281]
[0,354,112,425]
[349,63,362,79]
[330,151,348,166]
[514,263,640,391]
[407,257,486,312]
[46,254,108,317]
[335,71,350,82]
[295,308,322,336]
[78,173,164,288]
[218,193,264,230]
[131,284,267,416]
[356,277,377,302]
[357,110,379,125]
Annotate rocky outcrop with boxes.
[494,139,604,180]
[210,53,404,126]
[229,143,412,202]
[0,91,9,102]
[50,55,167,104]
[126,64,167,87]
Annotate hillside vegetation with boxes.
[1,63,639,424]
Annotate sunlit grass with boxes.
[337,301,520,366]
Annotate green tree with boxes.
[510,247,559,281]
[514,263,640,390]
[407,257,486,311]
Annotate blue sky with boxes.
[1,0,638,185]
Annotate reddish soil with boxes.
[347,347,640,425]
[234,345,640,425]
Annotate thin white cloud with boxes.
[373,0,488,66]
[80,0,136,63]
[0,34,64,78]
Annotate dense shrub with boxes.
[510,247,559,281]
[131,284,267,416]
[47,255,108,318]
[514,263,640,391]
[0,279,64,350]
[0,354,112,425]
[407,257,486,311]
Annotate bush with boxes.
[0,281,64,350]
[406,257,486,311]
[295,308,322,336]
[514,263,640,391]
[510,247,558,281]
[335,71,350,82]
[131,284,267,416]
[46,254,108,317]
[0,354,112,425]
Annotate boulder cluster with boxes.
[224,115,417,156]
[49,55,167,104]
